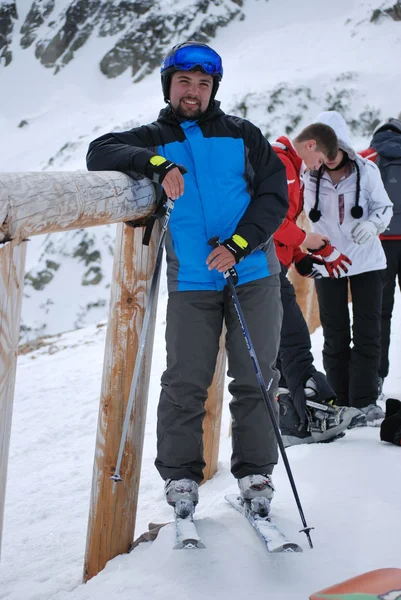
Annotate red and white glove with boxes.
[309,242,352,279]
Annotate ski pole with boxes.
[110,197,174,488]
[208,237,314,549]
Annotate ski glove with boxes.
[221,234,251,263]
[145,155,186,184]
[294,252,325,279]
[351,221,377,245]
[309,242,352,279]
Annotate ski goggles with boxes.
[161,45,223,78]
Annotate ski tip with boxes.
[174,539,206,550]
[278,543,303,553]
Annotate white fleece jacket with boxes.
[303,111,393,276]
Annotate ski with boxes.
[174,514,205,549]
[225,494,302,553]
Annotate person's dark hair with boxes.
[294,123,338,161]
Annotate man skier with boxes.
[86,41,288,517]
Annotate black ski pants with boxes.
[277,267,323,420]
[380,240,401,379]
[315,270,385,408]
[155,275,282,484]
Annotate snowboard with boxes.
[310,568,401,599]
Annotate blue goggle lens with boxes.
[161,45,223,78]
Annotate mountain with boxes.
[1,0,401,341]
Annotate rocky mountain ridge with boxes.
[1,0,243,76]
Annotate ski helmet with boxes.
[373,117,401,136]
[160,41,223,103]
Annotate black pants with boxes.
[155,276,282,484]
[277,267,326,420]
[380,240,401,379]
[315,270,385,408]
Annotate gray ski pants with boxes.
[155,275,282,484]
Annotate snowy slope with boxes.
[1,274,400,600]
[2,0,401,341]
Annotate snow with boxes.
[1,283,400,600]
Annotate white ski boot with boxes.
[238,474,274,517]
[165,478,199,518]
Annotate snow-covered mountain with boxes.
[1,0,401,341]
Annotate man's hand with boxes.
[207,234,250,272]
[206,245,237,272]
[162,167,185,200]
[146,155,186,200]
[294,253,325,278]
[309,242,352,278]
[303,232,329,250]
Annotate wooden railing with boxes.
[0,171,226,581]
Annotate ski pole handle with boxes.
[207,236,239,286]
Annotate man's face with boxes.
[169,70,214,119]
[299,140,327,170]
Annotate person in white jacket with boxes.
[303,110,393,426]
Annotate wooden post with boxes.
[0,241,27,557]
[289,212,321,334]
[288,267,321,334]
[203,331,226,482]
[83,221,161,582]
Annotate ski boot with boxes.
[304,376,363,440]
[278,388,315,447]
[164,478,199,518]
[238,474,275,517]
[344,407,368,429]
[361,403,385,426]
[304,374,368,430]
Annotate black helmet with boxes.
[374,117,401,136]
[160,41,223,103]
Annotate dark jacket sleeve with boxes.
[86,125,159,175]
[234,121,289,251]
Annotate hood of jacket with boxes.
[370,129,401,159]
[314,110,357,160]
[273,135,303,172]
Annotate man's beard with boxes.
[173,101,204,120]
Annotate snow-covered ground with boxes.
[1,273,400,600]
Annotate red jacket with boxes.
[360,147,400,240]
[272,136,307,267]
